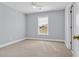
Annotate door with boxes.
[73,3,79,56]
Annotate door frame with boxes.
[70,3,76,50]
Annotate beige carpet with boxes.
[0,39,72,57]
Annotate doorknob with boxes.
[73,35,79,40]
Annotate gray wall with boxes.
[0,3,65,45]
[26,10,65,40]
[0,4,26,45]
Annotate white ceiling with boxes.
[1,2,70,14]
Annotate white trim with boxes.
[0,37,27,48]
[71,50,74,57]
[26,37,65,42]
[0,37,64,48]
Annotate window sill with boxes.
[38,33,48,35]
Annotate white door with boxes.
[73,3,79,57]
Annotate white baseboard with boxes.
[0,37,27,48]
[0,37,64,48]
[26,37,65,42]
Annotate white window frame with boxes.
[38,16,48,35]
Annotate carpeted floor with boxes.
[0,39,72,57]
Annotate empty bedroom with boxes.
[0,2,78,57]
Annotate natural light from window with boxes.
[38,16,48,35]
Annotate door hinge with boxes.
[70,10,72,13]
[70,41,72,44]
[70,26,72,29]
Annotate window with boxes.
[38,16,48,35]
